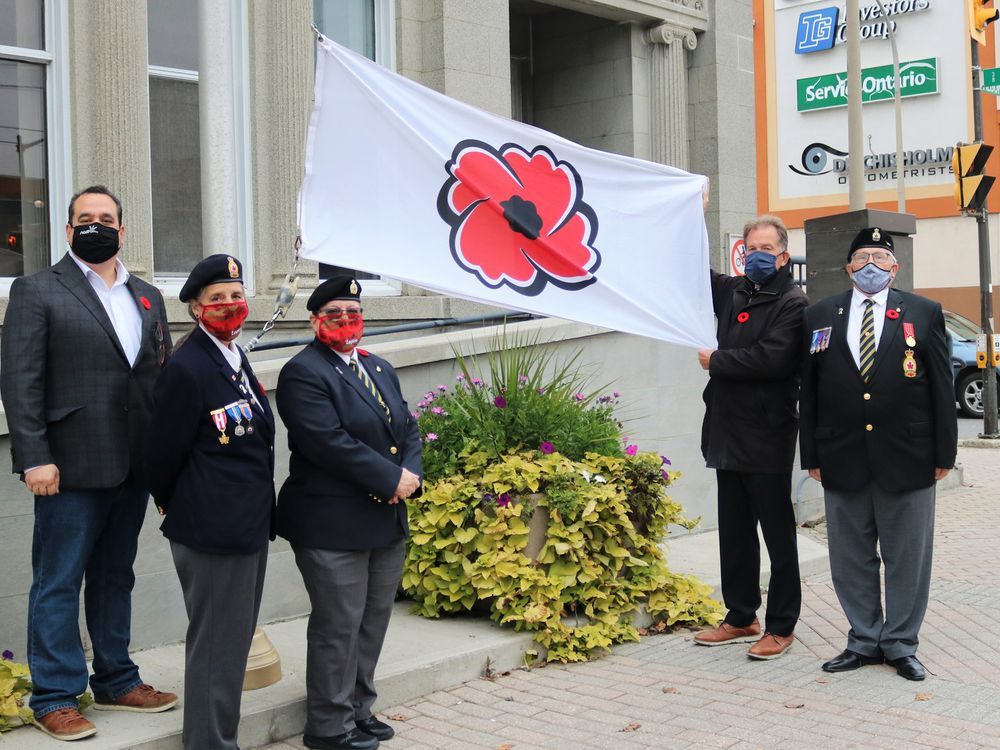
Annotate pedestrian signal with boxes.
[953,142,995,213]
[970,0,1000,45]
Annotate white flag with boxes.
[299,36,716,349]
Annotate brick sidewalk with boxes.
[257,446,1000,750]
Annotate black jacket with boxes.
[800,288,958,493]
[1,253,172,489]
[701,266,809,473]
[275,340,422,551]
[146,327,276,554]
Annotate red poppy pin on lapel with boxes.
[737,312,750,323]
[886,308,899,320]
[140,296,152,310]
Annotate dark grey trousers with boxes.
[293,540,405,738]
[824,483,935,661]
[171,542,268,750]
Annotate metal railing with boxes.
[789,256,806,288]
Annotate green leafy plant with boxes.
[403,331,723,662]
[0,651,33,732]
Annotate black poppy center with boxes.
[500,195,543,240]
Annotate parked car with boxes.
[946,310,999,418]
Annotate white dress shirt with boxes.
[70,251,143,367]
[846,286,891,369]
[333,347,373,379]
[200,324,259,407]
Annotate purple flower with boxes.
[456,373,466,381]
[660,455,672,466]
[431,406,445,415]
[417,399,430,409]
[482,492,495,505]
[518,374,529,385]
[539,441,555,454]
[494,396,507,408]
[574,392,586,401]
[662,469,670,480]
[437,384,447,392]
[536,387,545,395]
[613,391,621,398]
[625,444,638,456]
[2,650,12,660]
[425,432,439,442]
[497,492,511,508]
[410,411,420,420]
[424,391,435,399]
[472,377,484,387]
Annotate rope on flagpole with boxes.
[244,235,301,353]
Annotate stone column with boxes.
[646,23,698,171]
[247,1,315,293]
[69,1,153,278]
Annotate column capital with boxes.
[646,23,698,51]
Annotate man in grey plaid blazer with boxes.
[0,186,178,741]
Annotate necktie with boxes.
[350,359,391,421]
[859,298,876,382]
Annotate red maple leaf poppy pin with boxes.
[737,312,750,323]
[139,296,152,310]
[886,309,899,320]
[437,140,601,296]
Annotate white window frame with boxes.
[147,0,255,297]
[0,0,72,295]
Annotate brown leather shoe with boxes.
[92,683,178,713]
[35,707,97,741]
[694,618,761,646]
[748,632,795,660]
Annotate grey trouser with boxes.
[824,482,935,660]
[171,542,268,750]
[293,540,405,737]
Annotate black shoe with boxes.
[356,716,395,740]
[304,729,380,750]
[888,655,926,681]
[821,649,884,673]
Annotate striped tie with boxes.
[351,360,391,421]
[859,298,876,382]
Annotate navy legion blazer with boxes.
[276,340,422,551]
[799,288,958,493]
[146,326,276,554]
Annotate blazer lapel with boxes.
[317,345,391,427]
[364,356,399,427]
[239,350,275,436]
[830,290,857,374]
[53,254,128,363]
[870,289,905,380]
[125,277,153,368]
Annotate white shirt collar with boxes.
[332,347,357,366]
[69,250,129,288]
[200,323,242,371]
[851,285,891,309]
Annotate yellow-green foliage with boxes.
[0,655,33,732]
[402,449,724,662]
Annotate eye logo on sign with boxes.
[789,142,849,176]
[795,7,839,54]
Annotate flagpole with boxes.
[847,0,865,210]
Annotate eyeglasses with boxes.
[850,251,895,266]
[318,307,363,317]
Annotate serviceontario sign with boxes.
[762,0,969,212]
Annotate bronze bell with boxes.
[243,626,281,690]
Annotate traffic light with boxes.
[953,141,995,213]
[970,0,1000,45]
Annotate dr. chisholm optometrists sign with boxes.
[760,0,969,211]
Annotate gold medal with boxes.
[219,434,230,445]
[905,337,916,347]
[903,349,917,378]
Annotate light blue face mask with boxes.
[851,263,893,295]
[744,251,780,284]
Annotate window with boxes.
[147,0,202,277]
[314,0,398,293]
[0,0,69,281]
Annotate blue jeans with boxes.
[27,481,148,717]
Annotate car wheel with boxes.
[957,371,984,418]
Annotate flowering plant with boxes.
[403,328,722,661]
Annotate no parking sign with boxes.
[729,234,746,276]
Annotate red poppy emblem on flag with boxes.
[437,140,601,296]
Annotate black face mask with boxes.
[71,223,120,264]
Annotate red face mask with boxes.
[199,300,249,343]
[316,313,364,353]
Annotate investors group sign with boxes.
[759,1,973,214]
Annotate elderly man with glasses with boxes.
[799,227,957,681]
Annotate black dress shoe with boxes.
[303,729,380,750]
[889,655,926,681]
[822,649,884,673]
[356,716,395,740]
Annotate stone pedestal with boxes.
[803,210,917,301]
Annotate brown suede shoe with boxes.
[694,618,761,646]
[92,683,178,713]
[748,632,795,660]
[35,707,97,741]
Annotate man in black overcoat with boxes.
[276,276,422,750]
[695,214,807,660]
[800,227,957,681]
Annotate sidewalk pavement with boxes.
[258,445,1000,750]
